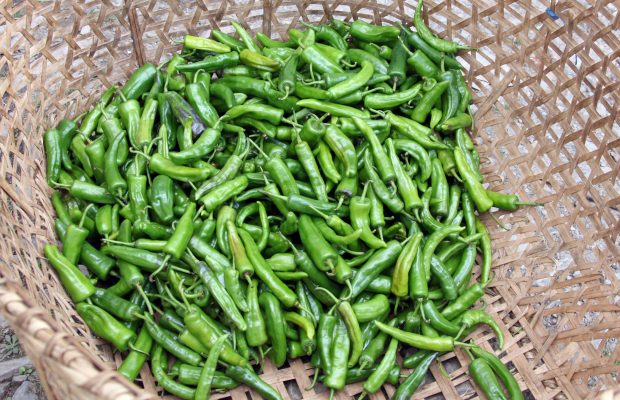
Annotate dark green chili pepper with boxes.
[194,334,229,399]
[152,345,196,399]
[225,103,284,125]
[148,175,174,224]
[441,282,485,320]
[348,240,402,299]
[289,246,340,296]
[422,299,461,336]
[301,22,348,50]
[393,138,432,181]
[177,51,241,73]
[119,63,157,100]
[317,313,337,374]
[102,133,126,197]
[225,365,283,400]
[256,32,295,48]
[55,119,77,170]
[161,201,195,260]
[393,352,438,400]
[407,48,441,78]
[175,365,238,389]
[211,29,245,50]
[410,80,449,123]
[158,309,185,334]
[70,135,94,177]
[95,204,113,237]
[406,31,463,69]
[298,118,326,147]
[183,305,246,366]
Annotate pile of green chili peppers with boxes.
[43,3,537,399]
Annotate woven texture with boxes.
[1,0,619,399]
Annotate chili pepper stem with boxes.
[463,346,475,361]
[490,212,511,231]
[149,255,170,280]
[420,303,429,323]
[136,284,154,315]
[306,368,320,391]
[248,138,269,159]
[128,342,151,357]
[393,297,400,314]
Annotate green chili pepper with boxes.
[298,214,339,272]
[44,128,63,186]
[348,240,402,299]
[471,347,524,400]
[239,230,297,307]
[44,244,96,303]
[414,0,471,53]
[301,44,344,74]
[225,365,283,400]
[393,352,438,400]
[363,151,404,213]
[296,98,370,119]
[350,20,399,43]
[468,357,509,400]
[77,302,136,352]
[430,157,449,216]
[486,189,541,211]
[117,326,152,382]
[323,317,350,391]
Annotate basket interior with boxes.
[1,0,619,399]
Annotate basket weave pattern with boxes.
[1,0,619,399]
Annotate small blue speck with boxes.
[546,8,560,20]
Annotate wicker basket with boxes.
[1,0,619,398]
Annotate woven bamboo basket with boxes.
[0,0,619,399]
